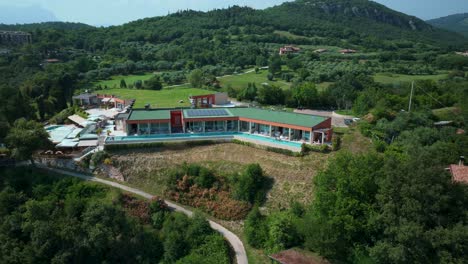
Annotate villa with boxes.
[110,107,332,149]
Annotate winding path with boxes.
[38,166,248,264]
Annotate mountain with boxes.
[428,13,468,37]
[0,22,94,32]
[101,0,465,49]
[2,0,465,50]
[262,0,465,46]
[0,5,58,24]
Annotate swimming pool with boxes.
[106,132,303,150]
[235,133,303,149]
[108,132,238,142]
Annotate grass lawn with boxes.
[94,73,156,89]
[374,72,448,85]
[339,126,373,154]
[335,109,355,116]
[99,86,213,108]
[218,69,292,91]
[316,82,333,92]
[433,107,461,120]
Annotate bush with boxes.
[195,167,216,189]
[301,143,329,155]
[373,139,387,153]
[332,135,342,151]
[90,151,110,167]
[244,206,268,248]
[103,158,112,165]
[232,163,267,203]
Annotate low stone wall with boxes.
[35,156,90,174]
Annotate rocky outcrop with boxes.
[96,164,125,182]
[304,0,430,31]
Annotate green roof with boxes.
[128,109,171,121]
[127,108,327,128]
[229,108,327,128]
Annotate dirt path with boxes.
[37,165,248,264]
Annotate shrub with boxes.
[332,135,342,151]
[90,151,110,167]
[194,167,216,189]
[232,163,267,203]
[244,206,268,248]
[301,144,329,155]
[374,139,387,153]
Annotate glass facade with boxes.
[240,121,249,132]
[227,120,238,132]
[150,123,170,134]
[186,121,203,133]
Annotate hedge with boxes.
[104,140,219,151]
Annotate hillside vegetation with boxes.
[428,13,468,37]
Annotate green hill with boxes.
[428,13,468,37]
[2,1,466,50]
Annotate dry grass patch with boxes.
[111,143,332,212]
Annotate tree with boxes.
[120,79,127,88]
[269,54,282,75]
[287,57,303,71]
[257,84,284,105]
[134,80,143,89]
[302,153,383,260]
[232,164,266,203]
[144,75,163,90]
[238,83,257,101]
[5,119,51,164]
[189,69,204,88]
[293,82,318,108]
[244,206,268,248]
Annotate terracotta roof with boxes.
[269,249,329,264]
[450,165,468,184]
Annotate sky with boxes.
[1,0,468,26]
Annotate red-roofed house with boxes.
[449,157,468,184]
[279,45,301,55]
[340,49,357,54]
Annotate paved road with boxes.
[39,166,248,264]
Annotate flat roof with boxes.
[128,109,171,121]
[229,108,327,128]
[128,108,328,128]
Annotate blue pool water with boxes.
[236,133,303,149]
[107,132,303,149]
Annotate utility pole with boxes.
[408,81,414,113]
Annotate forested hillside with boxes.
[0,168,231,263]
[428,13,468,37]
